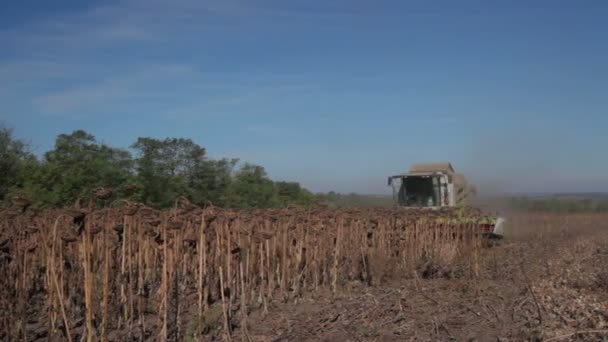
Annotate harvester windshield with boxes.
[391,175,447,207]
[404,176,438,206]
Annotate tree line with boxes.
[0,125,317,209]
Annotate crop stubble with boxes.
[0,203,492,341]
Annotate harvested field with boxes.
[250,213,608,341]
[0,205,607,341]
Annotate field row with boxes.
[0,205,490,341]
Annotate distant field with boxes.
[318,192,608,213]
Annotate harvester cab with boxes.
[388,162,505,238]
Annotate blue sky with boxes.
[1,0,607,194]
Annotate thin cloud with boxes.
[0,0,374,117]
[31,64,201,114]
[27,62,317,118]
[1,0,361,53]
[0,61,96,103]
[0,1,233,53]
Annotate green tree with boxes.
[188,158,238,206]
[0,125,35,203]
[2,126,321,210]
[21,130,133,207]
[275,181,316,206]
[225,163,280,208]
[131,137,225,207]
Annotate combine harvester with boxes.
[388,162,505,238]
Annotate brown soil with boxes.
[234,214,608,341]
[1,210,607,341]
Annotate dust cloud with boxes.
[459,121,563,216]
[463,139,556,195]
